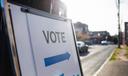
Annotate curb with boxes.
[93,48,116,76]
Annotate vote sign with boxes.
[27,13,82,76]
[9,4,83,76]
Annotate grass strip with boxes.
[110,48,121,61]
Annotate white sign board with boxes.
[10,4,83,76]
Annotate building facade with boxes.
[74,22,89,41]
[89,31,110,44]
[125,22,128,45]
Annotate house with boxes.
[74,22,90,41]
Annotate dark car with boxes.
[76,41,88,54]
[84,40,93,45]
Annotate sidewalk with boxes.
[97,60,128,76]
[97,46,128,76]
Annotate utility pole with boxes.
[117,0,121,48]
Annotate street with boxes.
[80,45,117,76]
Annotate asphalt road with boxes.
[80,45,117,76]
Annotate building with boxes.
[74,22,89,41]
[89,31,110,44]
[125,22,128,45]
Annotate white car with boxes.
[101,40,108,45]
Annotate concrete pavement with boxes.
[97,60,128,76]
[80,45,116,76]
[97,46,128,76]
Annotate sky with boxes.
[61,0,128,35]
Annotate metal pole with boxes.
[50,0,53,14]
[118,0,121,48]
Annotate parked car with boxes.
[84,40,93,45]
[101,40,108,45]
[101,40,114,45]
[76,41,89,54]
